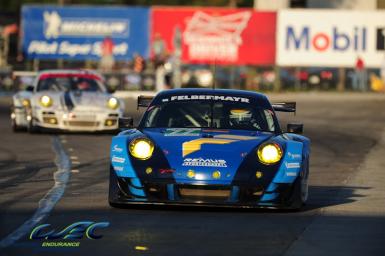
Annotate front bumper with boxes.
[34,109,120,131]
[110,174,297,209]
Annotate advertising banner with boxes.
[277,10,385,67]
[22,6,150,60]
[151,8,276,65]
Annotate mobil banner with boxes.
[277,10,385,67]
[151,7,276,65]
[22,6,150,60]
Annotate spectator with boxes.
[99,36,115,72]
[152,33,167,67]
[381,54,385,85]
[352,56,367,91]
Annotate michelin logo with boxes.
[182,158,227,168]
[43,11,129,39]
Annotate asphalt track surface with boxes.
[0,92,385,256]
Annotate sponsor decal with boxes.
[286,171,298,177]
[113,166,124,171]
[284,162,300,169]
[111,156,125,163]
[183,158,227,168]
[183,11,251,62]
[162,95,250,103]
[159,168,175,174]
[164,128,201,136]
[112,144,123,153]
[30,221,109,247]
[182,134,255,157]
[287,152,301,160]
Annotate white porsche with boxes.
[11,70,124,132]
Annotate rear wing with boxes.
[272,102,296,114]
[137,95,154,110]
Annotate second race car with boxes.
[11,69,124,132]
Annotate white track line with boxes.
[0,136,71,248]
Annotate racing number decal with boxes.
[182,135,255,157]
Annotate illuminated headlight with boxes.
[107,97,119,110]
[22,99,30,107]
[129,138,154,160]
[257,143,283,165]
[39,95,53,107]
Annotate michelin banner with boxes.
[277,10,385,67]
[22,6,150,60]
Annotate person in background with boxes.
[352,56,367,91]
[99,36,115,72]
[381,54,385,85]
[152,33,167,67]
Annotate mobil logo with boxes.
[285,26,367,52]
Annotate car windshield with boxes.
[36,74,105,92]
[142,100,276,132]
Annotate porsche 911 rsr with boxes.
[11,70,124,132]
[109,89,310,209]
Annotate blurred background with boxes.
[1,0,385,93]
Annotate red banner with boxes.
[151,7,276,65]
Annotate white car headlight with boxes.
[107,97,119,110]
[40,95,53,107]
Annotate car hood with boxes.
[142,128,274,183]
[33,91,113,111]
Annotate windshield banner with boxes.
[151,7,276,65]
[22,6,150,60]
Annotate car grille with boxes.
[63,121,99,127]
[178,185,231,201]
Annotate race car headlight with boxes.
[257,143,283,165]
[39,95,53,107]
[129,138,154,160]
[22,99,30,107]
[107,97,119,110]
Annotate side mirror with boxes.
[25,85,34,92]
[287,123,303,134]
[119,117,134,129]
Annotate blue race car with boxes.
[109,89,310,209]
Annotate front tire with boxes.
[11,106,23,132]
[288,158,309,210]
[27,114,39,134]
[108,165,123,208]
